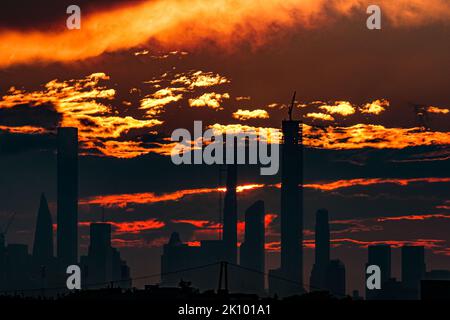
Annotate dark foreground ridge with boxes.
[0,286,447,319]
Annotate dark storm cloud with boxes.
[0,0,126,30]
[0,102,60,128]
[0,132,55,155]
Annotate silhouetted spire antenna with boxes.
[288,91,296,121]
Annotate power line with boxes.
[227,262,348,298]
[0,261,348,299]
[0,262,220,295]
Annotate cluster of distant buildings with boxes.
[0,128,131,294]
[0,120,448,300]
[365,244,450,300]
[161,117,450,299]
[161,117,307,296]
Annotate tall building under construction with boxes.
[269,94,304,296]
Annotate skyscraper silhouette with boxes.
[402,246,426,298]
[310,209,330,291]
[85,223,111,286]
[32,193,53,266]
[365,244,391,299]
[80,222,132,288]
[57,127,79,267]
[269,117,304,296]
[325,259,346,297]
[223,164,237,264]
[240,200,265,293]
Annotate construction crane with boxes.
[0,211,17,247]
[288,91,296,121]
[410,102,431,131]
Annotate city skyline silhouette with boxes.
[1,115,448,300]
[0,0,449,305]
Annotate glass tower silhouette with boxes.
[32,193,54,266]
[56,127,79,267]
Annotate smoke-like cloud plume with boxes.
[0,0,449,67]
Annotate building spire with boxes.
[32,193,54,265]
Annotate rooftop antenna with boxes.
[288,91,296,121]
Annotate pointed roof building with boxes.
[32,193,54,266]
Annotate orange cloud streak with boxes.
[377,214,450,222]
[0,73,162,158]
[80,183,265,208]
[77,219,165,234]
[265,238,446,252]
[80,178,449,208]
[304,177,450,191]
[209,123,450,150]
[110,219,166,234]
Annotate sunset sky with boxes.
[0,0,449,294]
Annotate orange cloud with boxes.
[329,238,446,250]
[188,92,230,109]
[203,123,450,150]
[436,200,450,210]
[303,124,450,149]
[0,73,162,158]
[82,140,153,159]
[265,238,446,252]
[319,101,355,116]
[1,0,449,67]
[110,219,165,234]
[77,219,165,234]
[377,214,450,222]
[140,87,184,116]
[360,99,390,115]
[172,219,221,229]
[80,183,265,208]
[80,178,449,208]
[304,112,335,122]
[427,106,450,114]
[186,241,201,247]
[232,109,270,120]
[172,71,229,89]
[304,177,450,191]
[0,125,47,134]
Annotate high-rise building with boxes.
[4,244,32,290]
[87,223,112,285]
[310,209,330,291]
[160,165,240,292]
[325,259,346,298]
[240,200,265,293]
[223,164,237,264]
[402,246,426,297]
[32,193,54,266]
[269,117,303,296]
[57,127,79,267]
[0,227,5,287]
[366,244,391,299]
[80,223,132,289]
